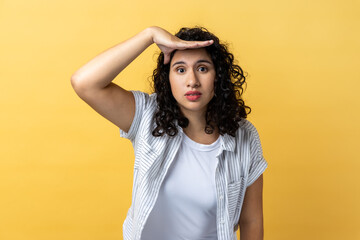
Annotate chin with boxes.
[180,104,208,114]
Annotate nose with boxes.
[186,69,200,88]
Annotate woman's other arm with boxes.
[70,26,213,133]
[238,174,264,240]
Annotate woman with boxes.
[71,26,268,240]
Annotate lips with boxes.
[185,91,202,96]
[185,91,202,101]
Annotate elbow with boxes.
[70,74,87,93]
[70,74,81,88]
[70,75,88,98]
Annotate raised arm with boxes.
[70,26,213,133]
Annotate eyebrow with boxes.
[171,59,212,68]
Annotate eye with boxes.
[176,67,185,73]
[198,66,208,72]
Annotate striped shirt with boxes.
[119,91,268,240]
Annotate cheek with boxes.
[207,78,216,93]
[169,76,181,93]
[169,79,180,98]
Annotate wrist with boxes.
[144,26,158,44]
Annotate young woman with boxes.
[71,26,268,240]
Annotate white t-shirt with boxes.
[141,131,221,240]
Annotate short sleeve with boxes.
[119,90,152,142]
[246,121,268,187]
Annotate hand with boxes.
[149,26,214,64]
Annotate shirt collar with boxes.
[176,123,236,155]
[219,133,236,152]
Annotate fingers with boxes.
[164,53,171,65]
[162,40,214,64]
[179,39,214,49]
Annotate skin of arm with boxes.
[71,27,154,89]
[71,26,213,90]
[70,26,213,132]
[238,174,264,240]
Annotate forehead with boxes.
[170,48,212,64]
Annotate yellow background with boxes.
[1,0,359,239]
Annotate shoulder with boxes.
[237,118,260,136]
[129,90,158,110]
[234,118,264,148]
[131,90,157,102]
[236,118,265,158]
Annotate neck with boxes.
[181,108,206,132]
[181,109,219,144]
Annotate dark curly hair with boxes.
[151,26,251,137]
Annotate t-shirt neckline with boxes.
[182,132,221,151]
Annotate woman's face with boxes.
[169,48,216,117]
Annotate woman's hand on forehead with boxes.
[149,26,214,64]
